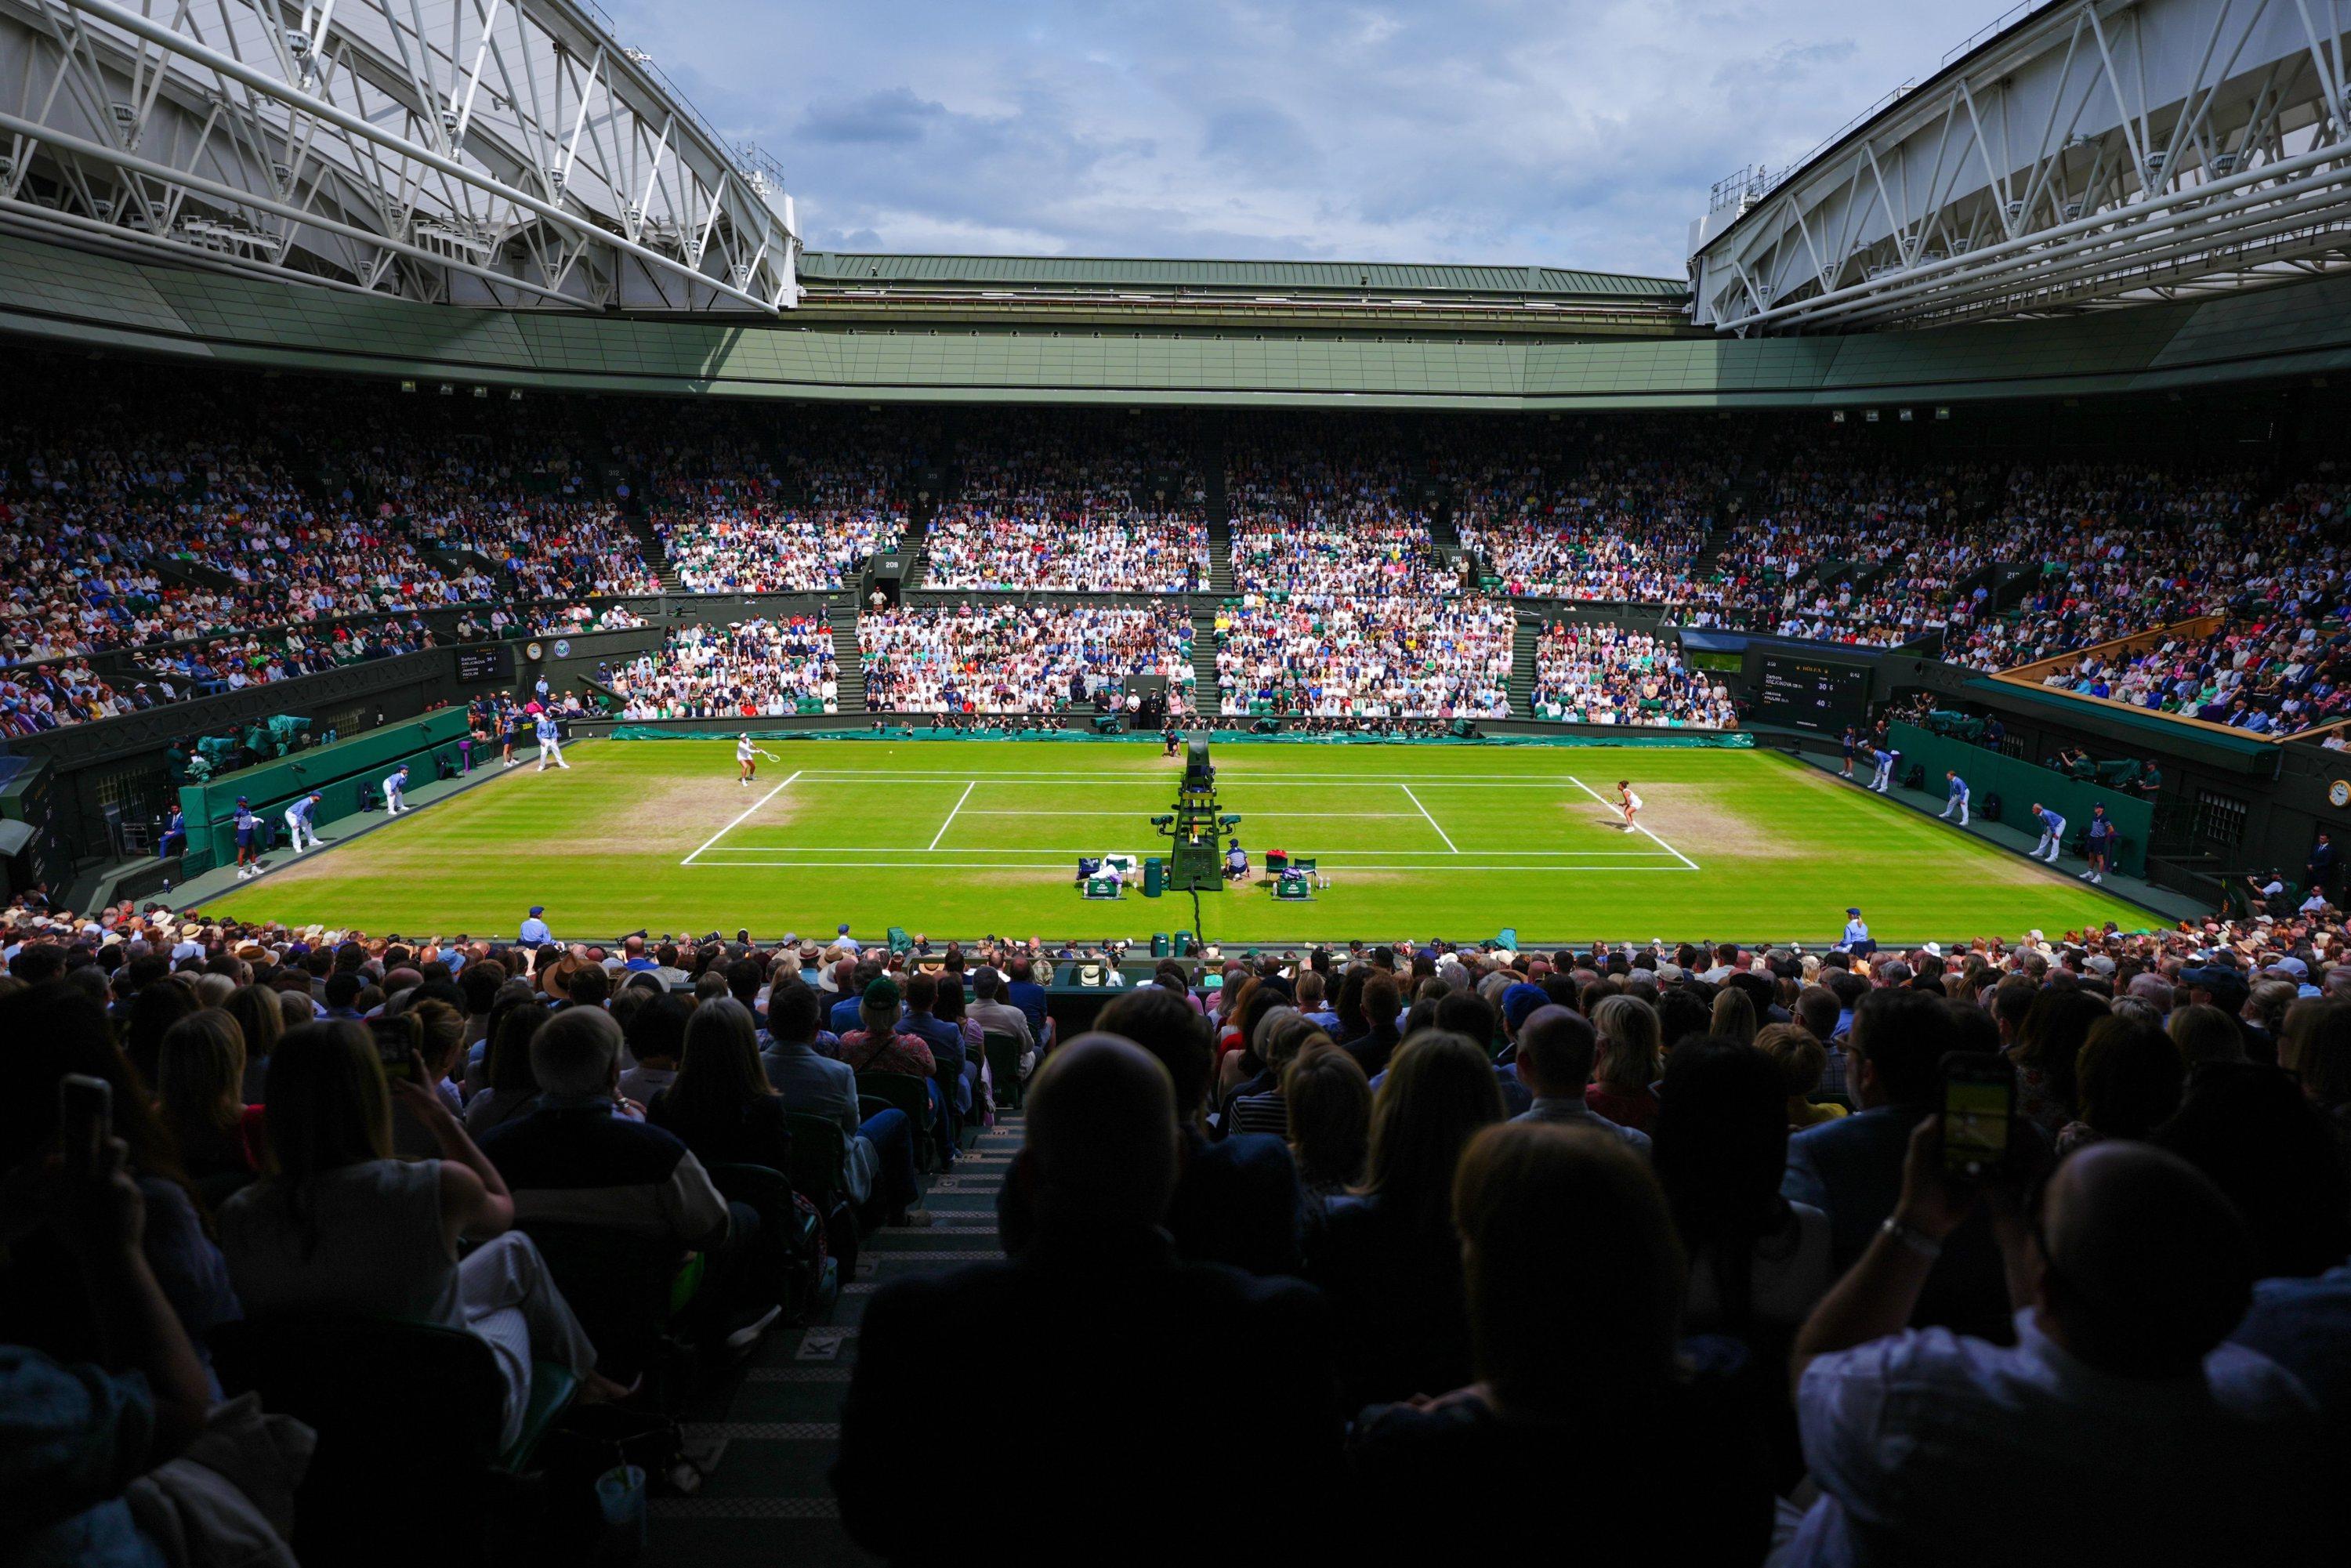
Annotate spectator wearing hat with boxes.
[1840,908,1873,956]
[518,907,550,947]
[838,977,936,1080]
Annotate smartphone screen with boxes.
[1940,1056,2013,1179]
[369,1020,414,1080]
[59,1074,114,1170]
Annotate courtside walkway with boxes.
[165,757,522,912]
[1791,751,2207,927]
[646,1112,1018,1564]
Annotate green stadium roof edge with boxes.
[7,230,2351,411]
[799,252,1688,302]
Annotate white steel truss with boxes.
[1688,0,2351,332]
[0,0,799,311]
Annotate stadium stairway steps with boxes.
[1190,611,1220,712]
[646,1110,1016,1566]
[900,510,932,592]
[1427,502,1462,567]
[828,607,869,714]
[627,515,683,591]
[1206,513,1234,596]
[1509,614,1540,717]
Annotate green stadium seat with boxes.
[856,1071,939,1171]
[983,1030,1027,1110]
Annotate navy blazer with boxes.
[1784,1103,2016,1342]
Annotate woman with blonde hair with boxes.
[1757,1023,1846,1128]
[2168,1002,2245,1067]
[154,1009,255,1180]
[1708,987,1759,1048]
[221,983,285,1103]
[1586,994,1663,1132]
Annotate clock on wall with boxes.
[2329,780,2350,809]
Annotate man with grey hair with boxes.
[483,1005,773,1343]
[835,1034,1336,1555]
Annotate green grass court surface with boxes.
[203,738,2152,944]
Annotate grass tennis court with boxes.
[202,738,2154,944]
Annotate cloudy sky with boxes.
[601,0,2018,278]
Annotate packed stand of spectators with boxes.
[1531,620,1735,726]
[0,657,162,733]
[830,909,2351,1557]
[609,617,842,718]
[1214,598,1513,719]
[860,603,1196,715]
[922,418,1209,592]
[0,360,667,668]
[1226,429,1458,605]
[639,416,912,594]
[1943,473,2343,673]
[1445,425,1722,600]
[11,871,2351,1560]
[2033,612,2350,735]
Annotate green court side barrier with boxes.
[1888,721,2150,877]
[176,709,472,874]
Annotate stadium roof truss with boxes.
[0,0,799,312]
[1689,0,2351,332]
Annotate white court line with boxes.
[958,809,1428,818]
[1565,774,1701,871]
[778,770,1628,786]
[686,860,1701,872]
[926,780,977,851]
[1398,784,1460,853]
[680,770,802,866]
[704,846,1678,858]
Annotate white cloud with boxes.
[600,0,2019,274]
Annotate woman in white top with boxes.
[219,1020,620,1450]
[1650,1036,1832,1334]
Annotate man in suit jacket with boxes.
[836,1035,1339,1557]
[1782,988,2013,1340]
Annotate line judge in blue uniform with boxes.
[1839,907,1875,957]
[518,905,552,947]
[1940,770,1970,827]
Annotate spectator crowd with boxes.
[1531,620,1736,727]
[860,603,1196,715]
[609,617,842,718]
[7,885,2350,1562]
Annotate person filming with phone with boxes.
[1778,1092,2324,1566]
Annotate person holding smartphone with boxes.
[1782,1116,2321,1565]
[3,1084,220,1561]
